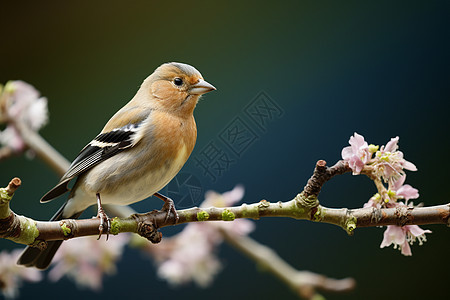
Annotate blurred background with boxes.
[1,1,449,299]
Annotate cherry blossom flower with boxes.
[372,136,417,183]
[0,249,42,299]
[380,225,431,256]
[146,185,254,287]
[365,175,419,208]
[155,224,222,287]
[341,132,370,175]
[342,134,417,183]
[388,174,419,203]
[48,234,129,290]
[0,81,48,152]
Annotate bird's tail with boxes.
[17,203,82,269]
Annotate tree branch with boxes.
[1,177,448,247]
[219,228,355,299]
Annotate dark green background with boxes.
[1,1,449,299]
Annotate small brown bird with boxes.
[18,62,216,269]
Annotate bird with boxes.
[17,62,216,269]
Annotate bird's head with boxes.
[143,62,216,116]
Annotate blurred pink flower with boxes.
[148,185,254,287]
[0,249,42,299]
[156,224,222,287]
[48,235,129,291]
[341,132,370,175]
[202,185,254,236]
[373,136,417,182]
[0,127,26,152]
[0,81,48,152]
[380,225,431,256]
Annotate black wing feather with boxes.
[40,123,141,203]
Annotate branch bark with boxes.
[1,178,448,246]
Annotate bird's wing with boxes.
[40,122,144,203]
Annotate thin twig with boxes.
[13,121,70,176]
[5,177,21,196]
[219,228,355,299]
[303,160,350,197]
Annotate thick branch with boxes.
[1,184,448,246]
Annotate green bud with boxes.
[372,193,381,201]
[110,217,121,235]
[387,189,396,198]
[197,210,210,221]
[221,209,235,221]
[368,144,379,153]
[61,223,71,236]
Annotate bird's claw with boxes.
[96,193,110,240]
[161,197,179,224]
[97,208,111,241]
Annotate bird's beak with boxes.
[190,79,216,95]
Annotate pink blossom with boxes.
[202,185,255,236]
[147,186,254,287]
[156,224,222,287]
[0,249,42,299]
[380,225,431,256]
[48,234,129,290]
[0,81,48,152]
[363,196,382,209]
[202,185,245,207]
[341,132,370,175]
[390,174,419,202]
[0,127,26,152]
[373,136,417,182]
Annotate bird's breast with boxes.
[77,113,195,208]
[106,142,190,205]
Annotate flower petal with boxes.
[400,240,412,256]
[396,184,419,200]
[380,225,405,248]
[405,225,431,237]
[384,136,399,152]
[402,160,417,171]
[341,146,353,160]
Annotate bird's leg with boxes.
[96,193,111,240]
[154,192,179,223]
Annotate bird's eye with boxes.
[173,78,183,86]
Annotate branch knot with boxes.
[132,212,162,243]
[137,222,162,243]
[395,205,412,226]
[295,193,319,209]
